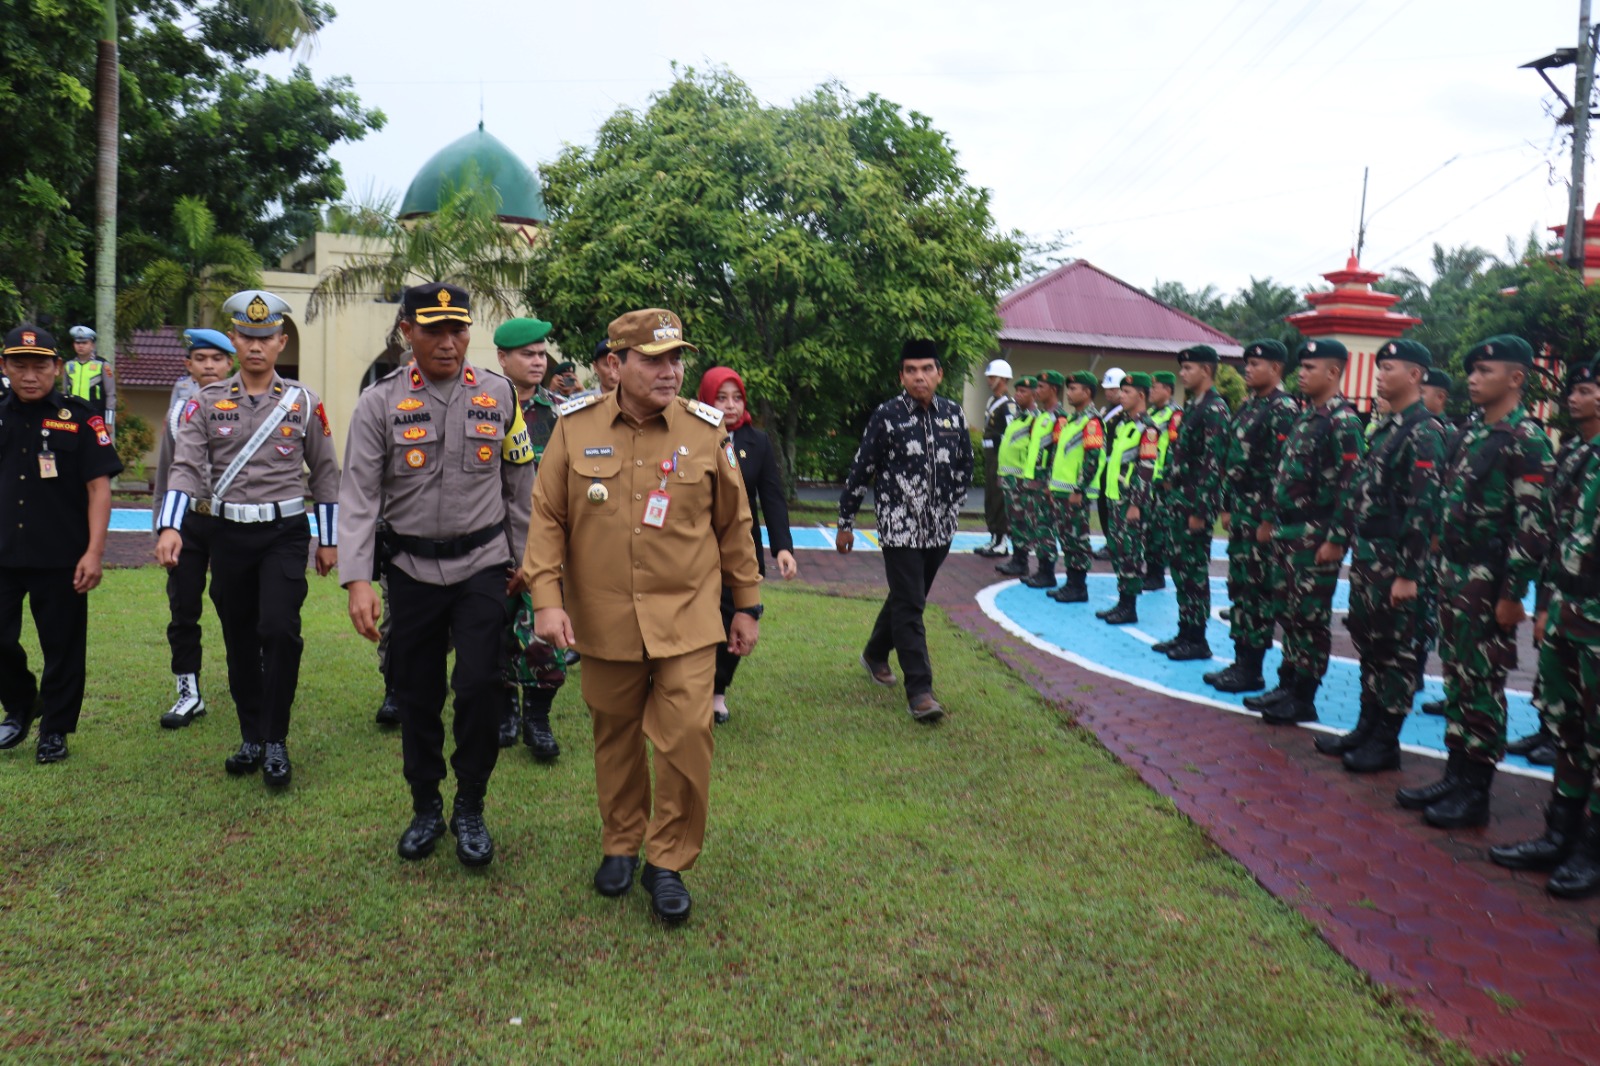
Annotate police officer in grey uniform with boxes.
[338,283,536,869]
[155,290,341,788]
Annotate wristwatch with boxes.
[735,604,765,621]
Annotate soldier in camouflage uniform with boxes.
[1398,335,1554,829]
[1143,371,1178,591]
[1153,345,1232,661]
[1205,340,1300,693]
[1415,368,1457,717]
[1248,340,1366,726]
[1490,357,1600,882]
[1094,373,1160,624]
[1045,371,1104,603]
[1318,339,1445,774]
[1019,371,1065,589]
[995,378,1037,578]
[494,319,566,761]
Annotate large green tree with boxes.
[117,195,263,332]
[529,67,1025,492]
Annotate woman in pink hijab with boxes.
[696,367,797,723]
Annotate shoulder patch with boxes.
[687,399,724,427]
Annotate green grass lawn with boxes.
[0,569,1462,1064]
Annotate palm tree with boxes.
[117,196,263,333]
[93,1,315,353]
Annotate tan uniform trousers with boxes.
[580,645,717,872]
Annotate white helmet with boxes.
[1101,367,1126,389]
[984,359,1013,378]
[69,325,96,341]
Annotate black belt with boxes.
[387,523,504,560]
[1441,538,1505,568]
[1277,506,1332,525]
[1556,569,1600,598]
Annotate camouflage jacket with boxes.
[1436,404,1554,602]
[1165,388,1231,522]
[1549,431,1600,643]
[1327,399,1445,582]
[1263,394,1366,538]
[1221,387,1299,522]
[1536,435,1595,612]
[520,387,560,465]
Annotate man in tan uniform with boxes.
[155,290,340,788]
[524,308,761,924]
[340,284,536,869]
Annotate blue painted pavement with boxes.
[981,573,1550,779]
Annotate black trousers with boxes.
[864,544,951,699]
[714,587,740,695]
[0,567,89,734]
[387,564,509,790]
[982,447,1007,538]
[208,517,309,744]
[166,513,215,676]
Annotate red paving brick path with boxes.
[105,525,1600,1063]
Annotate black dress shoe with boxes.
[35,732,68,764]
[262,741,291,787]
[225,742,264,775]
[641,863,692,924]
[374,691,401,727]
[0,712,34,750]
[398,798,447,861]
[594,854,640,897]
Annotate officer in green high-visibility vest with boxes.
[1144,371,1178,590]
[1017,371,1065,589]
[1095,372,1161,625]
[995,377,1037,577]
[1044,371,1105,604]
[63,326,114,435]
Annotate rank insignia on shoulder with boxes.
[408,367,424,390]
[687,399,724,427]
[315,402,331,436]
[396,398,424,411]
[463,367,477,386]
[557,394,600,417]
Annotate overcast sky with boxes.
[261,0,1585,297]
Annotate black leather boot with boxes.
[450,781,495,867]
[1419,699,1446,717]
[1165,626,1213,662]
[1423,756,1494,829]
[1151,631,1182,654]
[1206,644,1265,693]
[398,787,446,861]
[1548,819,1600,899]
[1396,751,1462,809]
[996,547,1028,576]
[374,689,401,727]
[1262,673,1318,725]
[1021,559,1058,589]
[497,687,520,748]
[1524,734,1559,766]
[1490,794,1585,871]
[1102,594,1138,625]
[1050,570,1089,603]
[1342,711,1403,773]
[1243,663,1296,711]
[1315,696,1375,755]
[1507,727,1553,757]
[261,741,292,788]
[521,687,560,761]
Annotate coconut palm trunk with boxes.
[94,0,117,426]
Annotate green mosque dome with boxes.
[398,123,547,224]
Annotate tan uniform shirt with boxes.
[340,362,535,586]
[165,372,340,519]
[522,392,761,661]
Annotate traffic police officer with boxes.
[156,290,341,788]
[994,377,1036,576]
[342,284,536,868]
[524,308,761,924]
[64,325,115,433]
[152,328,236,728]
[1045,370,1103,603]
[0,326,122,764]
[1143,371,1178,590]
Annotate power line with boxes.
[1369,162,1549,268]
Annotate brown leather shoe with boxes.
[860,654,896,687]
[908,693,945,723]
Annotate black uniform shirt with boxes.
[0,390,123,567]
[729,421,793,574]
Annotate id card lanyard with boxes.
[39,425,58,479]
[642,455,675,527]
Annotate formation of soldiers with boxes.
[995,335,1600,904]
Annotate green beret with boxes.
[1376,338,1432,369]
[1177,344,1218,364]
[494,317,553,349]
[1569,359,1600,390]
[1424,368,1453,390]
[1152,371,1176,387]
[1070,370,1099,388]
[550,360,576,375]
[1243,338,1288,362]
[1296,338,1348,363]
[1463,334,1534,371]
[1038,369,1066,388]
[1124,371,1152,390]
[1015,376,1037,388]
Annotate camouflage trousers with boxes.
[1144,488,1171,574]
[1345,543,1424,717]
[1000,476,1030,551]
[1022,485,1057,564]
[1438,561,1517,764]
[1269,530,1340,681]
[1168,508,1213,629]
[1106,503,1144,598]
[1416,556,1442,655]
[506,591,567,690]
[1225,519,1278,649]
[1537,632,1600,804]
[1051,493,1094,575]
